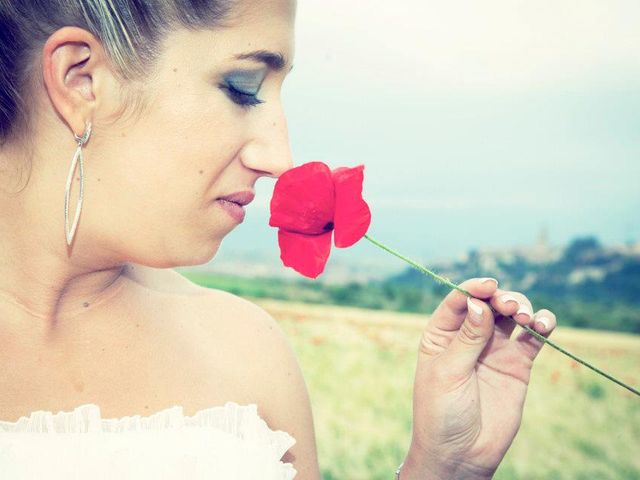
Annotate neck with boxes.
[0,152,128,327]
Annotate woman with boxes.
[0,0,557,478]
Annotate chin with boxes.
[144,229,228,268]
[199,237,224,265]
[146,244,222,270]
[189,237,225,267]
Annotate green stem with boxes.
[363,233,640,398]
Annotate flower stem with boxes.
[363,233,640,398]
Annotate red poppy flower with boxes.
[269,161,372,278]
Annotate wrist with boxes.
[397,450,444,480]
[399,445,495,480]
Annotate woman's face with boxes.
[85,0,296,268]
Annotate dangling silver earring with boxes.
[64,121,92,246]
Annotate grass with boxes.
[248,297,640,480]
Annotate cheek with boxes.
[95,84,246,235]
[119,109,234,194]
[143,93,243,184]
[101,139,238,245]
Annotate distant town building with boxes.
[458,225,562,266]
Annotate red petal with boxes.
[269,162,335,235]
[331,165,371,248]
[277,229,332,279]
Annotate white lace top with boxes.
[0,401,297,479]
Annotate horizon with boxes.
[194,228,638,284]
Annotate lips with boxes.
[217,191,255,206]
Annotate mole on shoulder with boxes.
[83,301,90,308]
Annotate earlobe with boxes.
[42,26,103,138]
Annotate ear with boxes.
[41,26,114,139]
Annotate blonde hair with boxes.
[0,0,235,149]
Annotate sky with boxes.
[212,0,640,271]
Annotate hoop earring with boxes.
[64,121,92,246]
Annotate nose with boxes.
[239,106,294,179]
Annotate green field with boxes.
[177,271,640,334]
[249,297,640,480]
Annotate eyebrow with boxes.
[234,50,294,73]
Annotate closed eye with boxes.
[219,83,265,110]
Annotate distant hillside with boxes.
[180,235,640,334]
[385,236,640,333]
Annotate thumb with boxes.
[444,297,494,377]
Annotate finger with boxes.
[491,290,534,324]
[442,296,495,379]
[431,277,499,332]
[489,289,534,339]
[489,288,520,317]
[515,308,558,361]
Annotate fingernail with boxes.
[535,317,550,332]
[480,277,498,287]
[516,304,533,321]
[467,297,484,325]
[499,294,519,306]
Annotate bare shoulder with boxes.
[135,266,321,479]
[199,289,321,479]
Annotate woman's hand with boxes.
[401,277,557,480]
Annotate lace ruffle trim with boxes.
[0,401,296,464]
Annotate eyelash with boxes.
[219,83,265,110]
